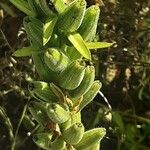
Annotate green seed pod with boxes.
[57,0,86,33]
[74,128,106,150]
[60,118,72,132]
[35,0,55,17]
[44,48,70,72]
[28,102,50,125]
[49,83,66,103]
[63,123,84,145]
[70,66,95,98]
[58,61,85,90]
[60,111,81,132]
[33,131,52,150]
[88,142,100,150]
[47,103,70,124]
[71,112,81,124]
[51,136,66,150]
[51,0,66,13]
[32,53,56,82]
[78,5,100,42]
[79,80,102,111]
[28,81,57,102]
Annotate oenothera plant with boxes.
[11,0,113,149]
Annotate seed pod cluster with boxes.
[11,0,110,149]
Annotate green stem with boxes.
[117,135,121,150]
[118,111,150,124]
[0,106,14,146]
[0,28,13,50]
[11,103,28,150]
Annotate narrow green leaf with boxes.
[51,0,66,13]
[43,17,57,45]
[86,42,113,49]
[13,46,39,57]
[10,0,36,16]
[68,33,91,60]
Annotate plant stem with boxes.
[0,28,13,51]
[118,111,150,124]
[117,135,121,150]
[11,103,28,150]
[0,106,14,147]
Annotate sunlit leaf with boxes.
[86,42,113,49]
[13,46,39,57]
[10,0,36,16]
[68,33,91,60]
[51,0,66,13]
[43,17,57,45]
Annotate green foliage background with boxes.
[0,0,150,150]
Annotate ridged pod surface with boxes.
[46,103,70,124]
[60,112,81,132]
[57,0,86,33]
[78,5,100,42]
[32,53,56,82]
[79,80,102,111]
[58,61,85,90]
[70,66,95,98]
[28,81,57,102]
[63,123,84,145]
[51,136,66,150]
[71,112,81,124]
[33,131,52,149]
[74,128,106,150]
[44,48,70,72]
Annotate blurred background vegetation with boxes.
[0,0,150,150]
